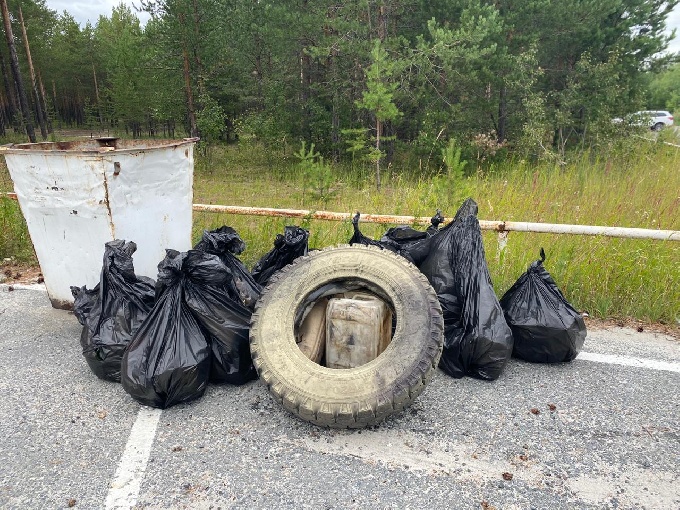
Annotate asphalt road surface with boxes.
[0,285,678,510]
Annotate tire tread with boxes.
[250,244,443,428]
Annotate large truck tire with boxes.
[250,244,444,428]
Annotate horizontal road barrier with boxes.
[193,203,680,242]
[4,193,678,242]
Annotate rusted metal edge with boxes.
[193,204,391,224]
[193,203,680,241]
[0,137,199,155]
[3,195,678,241]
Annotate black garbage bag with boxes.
[349,212,386,249]
[426,209,446,235]
[182,251,257,385]
[380,210,445,253]
[71,240,156,382]
[121,250,211,408]
[349,210,443,263]
[71,284,99,326]
[251,225,309,287]
[401,198,513,380]
[194,226,261,309]
[404,199,478,267]
[499,248,587,363]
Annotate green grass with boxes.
[193,139,679,324]
[0,196,35,262]
[0,151,36,262]
[2,136,679,324]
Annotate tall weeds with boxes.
[193,141,679,324]
[2,138,678,324]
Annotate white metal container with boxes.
[3,137,198,308]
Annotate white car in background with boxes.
[612,110,674,131]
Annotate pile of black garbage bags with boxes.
[72,198,586,410]
[350,198,586,380]
[71,225,309,409]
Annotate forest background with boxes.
[0,0,678,326]
[1,0,680,159]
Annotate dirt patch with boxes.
[584,316,680,341]
[0,260,43,285]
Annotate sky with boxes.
[43,0,680,54]
[45,0,151,27]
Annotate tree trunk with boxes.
[0,0,35,142]
[178,12,197,137]
[497,84,507,144]
[92,63,103,126]
[37,70,52,133]
[384,120,394,164]
[0,97,6,135]
[253,32,263,106]
[75,90,83,125]
[298,0,314,139]
[300,48,311,138]
[0,47,17,128]
[191,0,206,98]
[378,2,387,42]
[182,46,198,137]
[331,91,339,163]
[375,118,382,190]
[18,6,46,139]
[51,79,59,128]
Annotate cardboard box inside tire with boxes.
[250,244,444,428]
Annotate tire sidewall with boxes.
[250,245,443,426]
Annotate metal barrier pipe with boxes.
[5,194,679,241]
[488,220,679,241]
[193,203,680,242]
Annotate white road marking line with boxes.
[0,283,47,291]
[105,407,162,510]
[577,351,680,373]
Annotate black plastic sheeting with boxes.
[121,234,259,408]
[380,210,444,250]
[184,254,257,386]
[71,240,155,382]
[194,226,261,310]
[350,210,443,263]
[350,199,514,380]
[193,227,260,383]
[121,250,212,408]
[251,225,309,287]
[500,248,587,363]
[404,200,513,380]
[349,212,387,249]
[71,285,98,326]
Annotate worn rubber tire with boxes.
[250,244,444,428]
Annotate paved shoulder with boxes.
[1,286,678,510]
[0,286,142,509]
